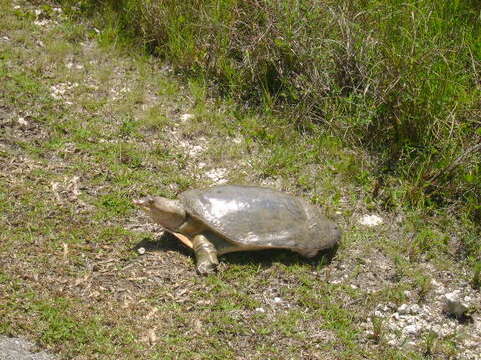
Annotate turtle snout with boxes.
[133,196,154,211]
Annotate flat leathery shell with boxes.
[180,185,340,252]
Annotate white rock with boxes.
[431,279,446,294]
[405,304,421,314]
[430,324,442,336]
[50,82,77,100]
[398,304,409,315]
[358,214,383,226]
[387,339,397,346]
[232,137,243,144]
[404,324,421,335]
[180,113,194,122]
[464,339,479,349]
[255,307,265,313]
[475,320,481,331]
[17,117,28,126]
[443,291,469,318]
[137,247,146,255]
[273,297,282,304]
[405,316,416,325]
[205,168,228,184]
[34,19,50,27]
[188,145,204,157]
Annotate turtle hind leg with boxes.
[192,234,219,275]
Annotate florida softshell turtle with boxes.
[134,185,341,274]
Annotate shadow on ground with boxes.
[133,232,338,270]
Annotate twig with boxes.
[427,141,481,185]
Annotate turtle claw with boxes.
[196,261,217,276]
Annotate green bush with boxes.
[61,0,480,222]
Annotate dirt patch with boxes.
[0,336,57,360]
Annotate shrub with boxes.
[62,0,481,223]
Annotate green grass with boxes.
[0,1,479,359]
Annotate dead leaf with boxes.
[62,242,69,261]
[147,329,157,345]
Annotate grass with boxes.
[0,1,480,359]
[59,0,481,228]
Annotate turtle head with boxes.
[133,196,186,231]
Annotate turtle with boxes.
[134,185,341,275]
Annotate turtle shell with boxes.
[179,185,339,252]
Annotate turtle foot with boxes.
[193,234,219,276]
[196,261,218,276]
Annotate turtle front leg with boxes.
[192,234,219,275]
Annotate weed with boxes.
[423,331,438,357]
[472,262,481,290]
[370,316,384,344]
[413,273,433,301]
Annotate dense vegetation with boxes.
[61,0,480,239]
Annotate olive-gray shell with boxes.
[179,185,339,251]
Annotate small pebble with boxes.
[398,304,409,315]
[137,247,146,255]
[410,304,421,314]
[17,117,28,126]
[358,214,383,227]
[404,324,420,335]
[180,113,194,122]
